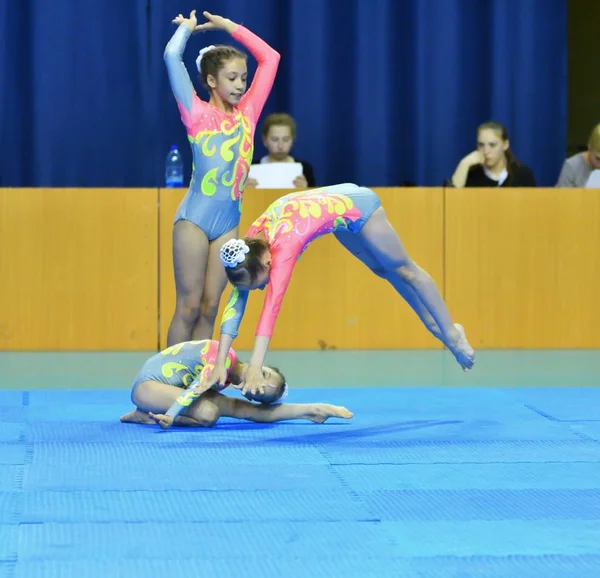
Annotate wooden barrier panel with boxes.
[445,188,600,348]
[0,188,159,350]
[4,187,598,350]
[159,187,445,350]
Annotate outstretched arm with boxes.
[152,368,215,429]
[217,286,249,356]
[242,263,294,394]
[206,392,352,424]
[200,287,250,390]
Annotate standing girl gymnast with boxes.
[203,184,475,395]
[164,10,280,346]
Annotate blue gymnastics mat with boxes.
[2,385,600,578]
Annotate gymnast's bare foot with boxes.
[149,412,175,430]
[447,323,475,371]
[120,409,155,424]
[309,404,353,423]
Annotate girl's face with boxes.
[247,263,271,291]
[208,57,248,107]
[587,147,600,169]
[243,367,285,403]
[234,249,272,291]
[263,125,294,159]
[477,128,509,168]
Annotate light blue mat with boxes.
[2,385,600,577]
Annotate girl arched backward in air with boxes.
[164,10,280,346]
[203,184,475,395]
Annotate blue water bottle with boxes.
[165,145,184,187]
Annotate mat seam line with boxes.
[316,445,382,523]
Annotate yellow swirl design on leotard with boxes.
[221,118,239,136]
[201,167,219,196]
[238,115,253,163]
[198,132,219,157]
[258,192,358,237]
[222,166,237,188]
[236,163,249,210]
[161,343,186,356]
[188,113,254,201]
[222,287,240,324]
[229,114,253,202]
[176,389,197,407]
[221,133,241,163]
[161,362,188,378]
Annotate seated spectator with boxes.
[448,121,536,188]
[247,113,316,188]
[556,123,600,187]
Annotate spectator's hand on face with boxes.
[462,150,485,167]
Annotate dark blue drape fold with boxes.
[0,0,567,187]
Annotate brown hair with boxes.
[261,113,297,139]
[477,121,519,181]
[224,237,269,287]
[199,46,247,91]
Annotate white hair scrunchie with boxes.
[269,382,289,406]
[196,45,216,72]
[220,239,250,268]
[280,383,289,401]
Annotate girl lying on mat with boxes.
[119,339,351,430]
[203,183,475,397]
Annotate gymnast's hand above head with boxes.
[172,10,198,32]
[194,11,237,34]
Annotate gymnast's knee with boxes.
[370,266,388,279]
[394,262,419,283]
[199,295,220,325]
[375,259,417,282]
[191,400,220,428]
[130,381,166,413]
[176,293,202,324]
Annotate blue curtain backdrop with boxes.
[0,0,567,188]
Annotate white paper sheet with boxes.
[585,169,600,189]
[248,162,303,188]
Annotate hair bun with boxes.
[196,45,216,71]
[220,239,250,268]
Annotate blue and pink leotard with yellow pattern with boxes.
[164,24,280,240]
[220,183,382,339]
[130,339,238,396]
